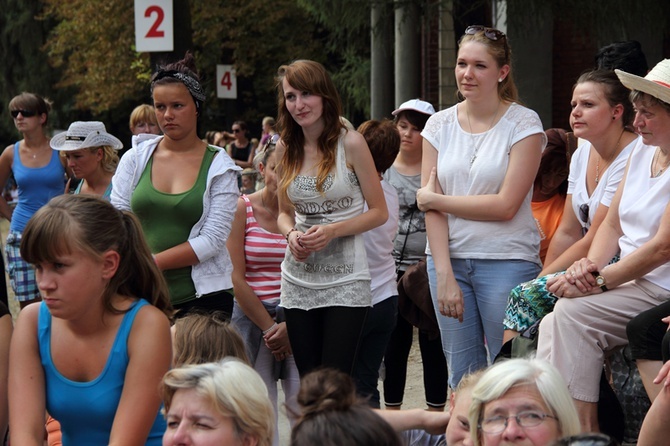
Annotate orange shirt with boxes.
[532,194,566,264]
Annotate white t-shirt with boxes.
[568,137,636,231]
[421,102,546,265]
[618,140,670,290]
[363,180,400,305]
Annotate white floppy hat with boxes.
[51,121,123,151]
[616,59,670,105]
[392,99,436,116]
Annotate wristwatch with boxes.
[592,271,608,292]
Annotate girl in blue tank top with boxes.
[8,194,173,445]
[0,92,66,309]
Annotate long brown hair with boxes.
[20,194,172,317]
[275,60,345,203]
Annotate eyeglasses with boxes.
[10,110,37,118]
[479,411,557,434]
[232,128,242,133]
[464,25,506,41]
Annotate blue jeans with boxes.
[427,256,540,389]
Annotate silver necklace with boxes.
[261,188,278,220]
[652,147,670,178]
[466,102,500,166]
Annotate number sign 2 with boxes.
[134,0,173,52]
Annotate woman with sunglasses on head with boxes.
[0,92,66,310]
[416,25,545,388]
[275,60,387,377]
[228,136,300,445]
[535,59,670,432]
[112,52,241,318]
[502,70,638,343]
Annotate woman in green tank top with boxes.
[111,52,241,318]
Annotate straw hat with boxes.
[51,121,123,151]
[615,59,670,105]
[392,99,436,116]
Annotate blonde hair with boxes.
[60,146,119,174]
[173,312,250,367]
[458,29,518,103]
[129,104,157,131]
[162,359,274,446]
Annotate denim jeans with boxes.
[427,256,540,389]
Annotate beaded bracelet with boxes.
[285,227,298,241]
[262,322,278,336]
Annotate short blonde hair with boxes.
[129,104,157,131]
[162,359,274,446]
[468,358,580,446]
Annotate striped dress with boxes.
[242,195,286,305]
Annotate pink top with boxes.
[242,195,286,304]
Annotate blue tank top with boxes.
[38,299,166,445]
[11,142,65,232]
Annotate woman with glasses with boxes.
[228,135,300,445]
[275,60,387,377]
[0,92,66,309]
[502,70,638,343]
[416,25,545,388]
[469,358,580,446]
[227,120,255,169]
[112,52,241,318]
[536,59,670,432]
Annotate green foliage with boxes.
[43,0,148,114]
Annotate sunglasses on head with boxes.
[10,110,37,118]
[464,25,506,41]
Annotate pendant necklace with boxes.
[652,147,670,178]
[261,188,278,220]
[466,102,500,166]
[595,129,624,184]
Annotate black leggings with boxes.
[383,312,448,408]
[627,300,670,362]
[284,305,368,377]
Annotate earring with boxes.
[498,78,503,83]
[612,116,616,120]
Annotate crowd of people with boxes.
[0,25,668,446]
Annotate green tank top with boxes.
[131,146,216,305]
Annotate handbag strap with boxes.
[396,202,416,274]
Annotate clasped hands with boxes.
[287,224,335,262]
[547,257,602,298]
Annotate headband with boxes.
[151,70,207,104]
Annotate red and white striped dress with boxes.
[242,195,287,305]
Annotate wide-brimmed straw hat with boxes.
[392,99,436,116]
[51,121,123,151]
[615,59,670,105]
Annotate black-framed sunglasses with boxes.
[464,25,506,41]
[10,109,37,118]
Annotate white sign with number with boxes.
[217,65,237,99]
[134,0,173,52]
